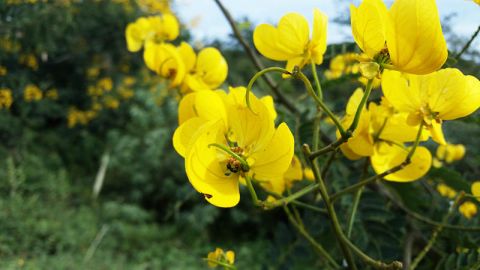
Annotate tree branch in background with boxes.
[455,24,480,60]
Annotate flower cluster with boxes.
[206,248,235,268]
[126,15,228,93]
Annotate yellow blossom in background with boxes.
[178,42,228,92]
[303,168,315,181]
[137,0,171,14]
[0,88,13,109]
[459,201,477,219]
[473,0,480,5]
[45,89,59,100]
[173,87,293,207]
[24,84,43,102]
[324,53,381,88]
[253,9,328,73]
[437,183,457,199]
[0,37,21,53]
[122,76,136,87]
[19,53,39,70]
[207,248,235,268]
[350,0,447,74]
[125,14,179,52]
[87,86,103,97]
[118,87,134,100]
[97,77,113,92]
[87,67,100,78]
[472,182,480,200]
[0,66,7,76]
[382,69,480,145]
[434,143,466,167]
[67,107,96,128]
[103,96,120,109]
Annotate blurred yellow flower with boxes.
[24,84,43,102]
[253,9,328,73]
[125,14,179,52]
[67,107,96,128]
[459,201,477,219]
[97,77,113,92]
[207,248,235,268]
[350,0,447,74]
[472,182,480,200]
[435,143,466,167]
[87,67,100,78]
[436,183,457,199]
[45,88,59,100]
[19,53,39,70]
[177,42,228,93]
[0,88,13,109]
[104,96,120,109]
[0,66,7,76]
[118,87,134,100]
[382,69,480,145]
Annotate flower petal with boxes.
[386,0,447,74]
[350,0,388,58]
[371,143,432,182]
[185,120,240,208]
[250,123,295,182]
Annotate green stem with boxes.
[347,79,373,133]
[263,183,319,209]
[245,175,261,206]
[302,144,358,270]
[208,143,249,171]
[309,137,347,160]
[312,111,322,151]
[246,67,290,112]
[408,193,464,270]
[346,159,369,238]
[292,67,346,137]
[283,206,341,269]
[310,60,323,100]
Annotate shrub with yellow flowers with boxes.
[124,0,480,268]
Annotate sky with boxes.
[173,0,479,50]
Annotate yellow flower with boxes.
[0,88,13,109]
[103,96,120,109]
[436,183,457,199]
[45,89,59,100]
[339,89,432,181]
[253,9,328,73]
[303,168,315,181]
[0,66,7,76]
[382,69,480,145]
[174,87,293,207]
[350,0,447,74]
[118,87,134,100]
[459,201,477,219]
[207,248,235,268]
[97,77,113,92]
[24,84,43,102]
[473,0,480,6]
[143,42,186,87]
[19,53,39,70]
[472,181,480,200]
[125,15,179,52]
[178,42,228,93]
[436,143,466,165]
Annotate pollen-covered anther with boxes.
[226,157,242,173]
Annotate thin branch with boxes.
[455,24,480,60]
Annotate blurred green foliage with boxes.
[0,1,480,269]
